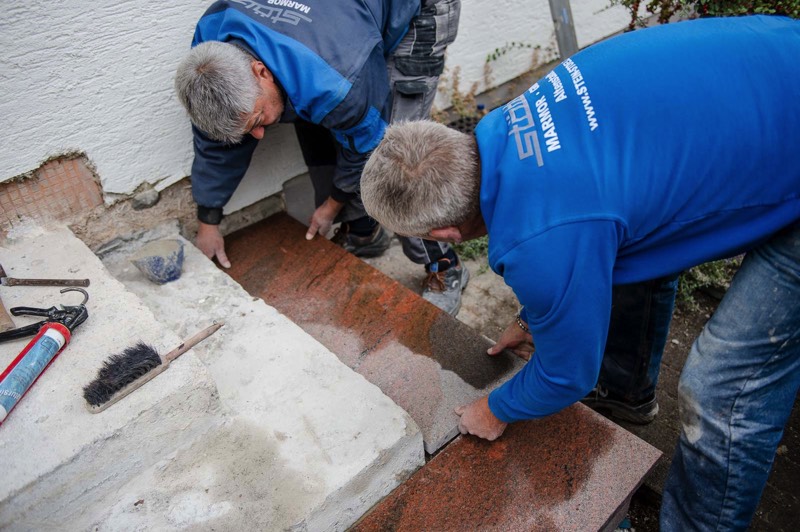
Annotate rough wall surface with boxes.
[0,1,306,207]
[2,0,631,209]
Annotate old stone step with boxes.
[0,227,221,529]
[1,223,425,531]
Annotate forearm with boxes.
[190,124,259,222]
[332,143,370,198]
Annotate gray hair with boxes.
[361,120,480,236]
[174,41,259,143]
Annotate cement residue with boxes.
[93,418,323,531]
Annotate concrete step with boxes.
[224,213,527,454]
[1,223,425,531]
[0,226,221,528]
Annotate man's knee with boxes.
[676,380,705,445]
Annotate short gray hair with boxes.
[174,41,259,143]
[361,120,480,236]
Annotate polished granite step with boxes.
[353,404,661,532]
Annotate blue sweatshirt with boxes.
[479,16,800,423]
[189,0,420,221]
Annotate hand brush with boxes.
[82,321,224,413]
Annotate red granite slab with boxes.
[352,404,662,531]
[225,213,526,453]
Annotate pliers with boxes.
[0,288,89,343]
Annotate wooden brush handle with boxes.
[86,321,225,414]
[164,321,225,363]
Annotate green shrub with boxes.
[678,257,742,310]
[611,0,800,29]
[453,235,489,261]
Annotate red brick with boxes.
[0,157,102,231]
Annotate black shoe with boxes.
[331,224,391,258]
[581,385,659,425]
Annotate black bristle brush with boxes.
[82,321,224,413]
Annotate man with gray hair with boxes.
[174,0,469,316]
[362,15,800,531]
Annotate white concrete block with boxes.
[99,229,424,530]
[0,225,222,529]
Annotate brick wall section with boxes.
[0,158,103,232]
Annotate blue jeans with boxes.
[600,275,679,402]
[661,223,800,530]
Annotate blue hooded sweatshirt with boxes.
[478,15,800,422]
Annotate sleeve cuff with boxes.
[197,206,224,225]
[487,389,516,424]
[330,186,356,203]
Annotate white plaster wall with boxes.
[1,0,632,213]
[0,0,305,209]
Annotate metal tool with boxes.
[0,263,90,287]
[0,288,89,424]
[0,288,90,343]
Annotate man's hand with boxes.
[196,222,231,268]
[487,318,535,361]
[306,197,345,240]
[455,396,508,441]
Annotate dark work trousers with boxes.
[294,0,461,266]
[600,275,680,402]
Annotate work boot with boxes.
[331,223,391,258]
[581,385,659,425]
[422,258,470,316]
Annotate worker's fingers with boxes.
[306,221,319,241]
[318,220,332,237]
[216,248,231,269]
[487,340,514,355]
[454,404,465,416]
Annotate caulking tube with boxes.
[0,322,71,424]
